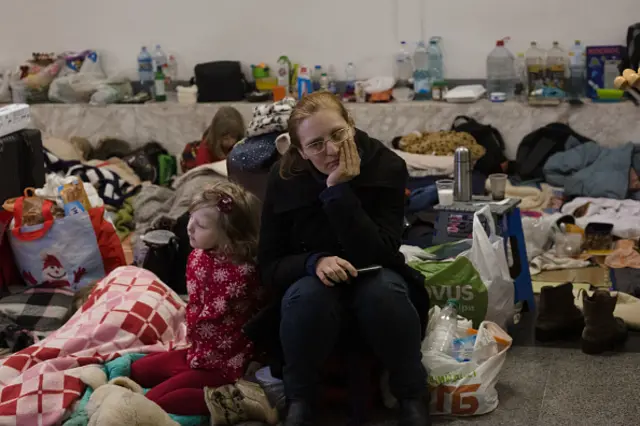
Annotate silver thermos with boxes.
[454,147,472,202]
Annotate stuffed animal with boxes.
[80,366,180,426]
[613,68,640,103]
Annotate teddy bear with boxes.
[79,366,180,426]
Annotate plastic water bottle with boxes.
[137,46,154,85]
[167,55,178,82]
[568,40,586,99]
[427,37,444,83]
[395,41,414,87]
[515,52,527,101]
[345,62,356,95]
[525,41,546,93]
[312,65,323,91]
[546,41,567,91]
[426,299,459,355]
[153,45,168,70]
[486,39,516,99]
[413,41,430,95]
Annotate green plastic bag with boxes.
[409,256,488,327]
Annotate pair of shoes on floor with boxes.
[535,282,628,354]
[283,397,431,426]
[204,378,278,425]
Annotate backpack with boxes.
[511,123,591,181]
[122,142,176,186]
[620,23,640,73]
[451,116,506,175]
[194,61,248,102]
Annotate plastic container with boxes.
[312,65,323,91]
[345,62,357,95]
[319,73,329,91]
[555,233,583,257]
[153,45,168,71]
[425,299,459,354]
[436,179,454,206]
[276,56,291,94]
[546,41,567,90]
[166,55,178,86]
[256,77,277,91]
[427,37,444,83]
[486,39,516,99]
[137,46,154,84]
[176,85,198,104]
[395,41,414,87]
[413,41,430,95]
[568,40,586,99]
[525,41,546,93]
[515,52,527,100]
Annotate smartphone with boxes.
[356,265,383,274]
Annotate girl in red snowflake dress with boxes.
[131,181,262,416]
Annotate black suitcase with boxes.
[194,61,248,102]
[0,129,45,203]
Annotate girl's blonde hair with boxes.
[189,180,261,263]
[204,106,246,159]
[280,92,355,179]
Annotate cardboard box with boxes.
[586,45,624,99]
[0,104,30,139]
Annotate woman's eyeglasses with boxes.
[303,127,352,155]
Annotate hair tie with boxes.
[216,194,234,214]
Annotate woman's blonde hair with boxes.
[204,106,246,159]
[189,180,261,263]
[280,92,355,179]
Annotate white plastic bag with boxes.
[424,321,512,416]
[464,206,514,329]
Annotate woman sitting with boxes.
[256,92,431,426]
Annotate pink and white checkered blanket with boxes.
[0,266,188,426]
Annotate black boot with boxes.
[284,400,314,426]
[581,290,628,355]
[535,282,584,342]
[398,398,431,426]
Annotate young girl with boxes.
[131,180,262,416]
[196,106,245,166]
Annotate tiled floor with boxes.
[320,312,640,426]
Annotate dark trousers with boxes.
[280,268,426,401]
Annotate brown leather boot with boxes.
[535,282,584,342]
[581,290,628,355]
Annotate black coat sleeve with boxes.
[258,172,312,293]
[319,161,408,268]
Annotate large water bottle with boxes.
[345,62,356,95]
[546,41,567,91]
[153,45,168,70]
[137,46,154,85]
[427,37,444,83]
[525,41,546,93]
[426,299,459,355]
[568,40,586,99]
[413,41,430,95]
[395,41,413,87]
[486,39,516,99]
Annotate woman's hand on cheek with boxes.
[326,137,361,187]
[315,256,358,287]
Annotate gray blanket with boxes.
[544,139,640,200]
[133,163,227,235]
